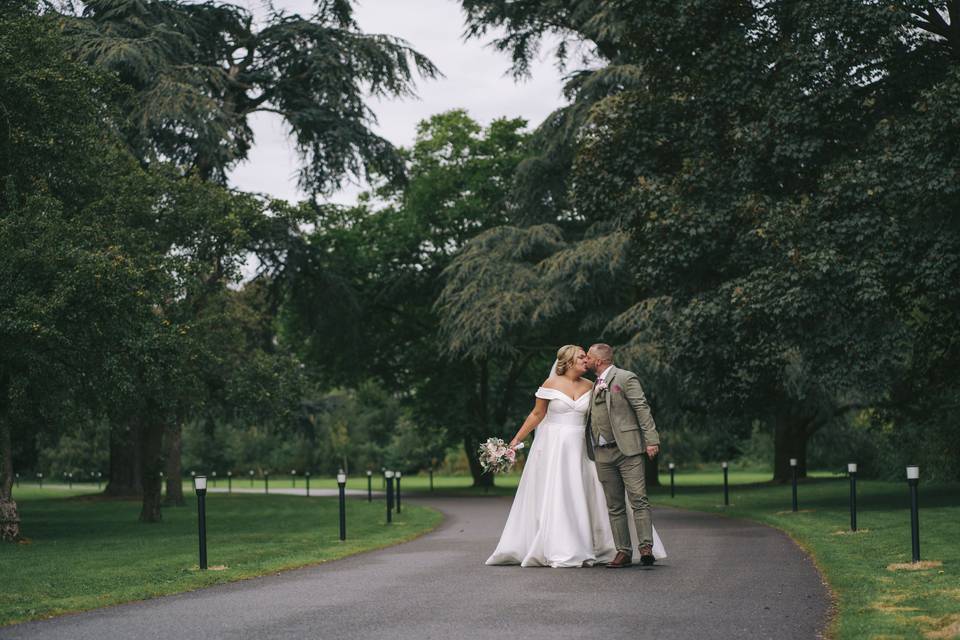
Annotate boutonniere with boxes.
[595,378,609,393]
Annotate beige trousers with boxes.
[594,446,653,553]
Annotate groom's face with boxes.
[585,350,598,372]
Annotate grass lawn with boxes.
[648,474,960,639]
[0,490,441,627]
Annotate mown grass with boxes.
[649,474,960,639]
[0,491,441,627]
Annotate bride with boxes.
[485,344,666,567]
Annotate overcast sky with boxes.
[225,0,570,205]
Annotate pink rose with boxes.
[612,384,622,393]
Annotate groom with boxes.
[585,343,661,568]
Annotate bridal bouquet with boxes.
[478,438,525,474]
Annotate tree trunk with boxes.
[773,410,811,483]
[0,417,21,542]
[163,421,185,506]
[105,420,143,497]
[465,435,494,488]
[139,420,164,523]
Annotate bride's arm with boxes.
[509,397,549,447]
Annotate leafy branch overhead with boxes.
[59,0,440,193]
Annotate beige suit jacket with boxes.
[585,366,660,461]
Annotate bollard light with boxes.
[907,465,920,562]
[291,469,297,488]
[668,462,676,498]
[366,470,373,502]
[37,472,43,488]
[212,471,217,488]
[249,469,255,487]
[15,472,19,488]
[96,471,101,490]
[68,472,73,489]
[264,471,270,494]
[721,462,729,506]
[305,471,311,497]
[227,471,232,494]
[848,463,858,532]
[790,458,799,512]
[396,471,403,514]
[385,470,395,524]
[337,471,347,541]
[194,475,208,570]
[429,466,434,492]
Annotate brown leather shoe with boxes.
[607,551,632,568]
[638,544,655,566]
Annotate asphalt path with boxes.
[1,497,830,640]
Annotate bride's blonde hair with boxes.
[554,344,582,376]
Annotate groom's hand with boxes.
[646,445,659,459]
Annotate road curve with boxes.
[1,497,830,640]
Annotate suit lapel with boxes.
[604,366,617,415]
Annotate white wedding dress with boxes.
[486,387,667,567]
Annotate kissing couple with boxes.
[486,343,667,568]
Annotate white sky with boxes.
[225,0,570,205]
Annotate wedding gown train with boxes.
[486,387,666,567]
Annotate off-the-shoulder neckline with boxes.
[537,386,591,402]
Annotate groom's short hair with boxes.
[589,343,614,363]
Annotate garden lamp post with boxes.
[721,462,729,506]
[396,471,402,514]
[385,471,395,524]
[790,458,799,512]
[907,465,921,562]
[337,471,347,541]
[668,463,675,498]
[848,463,858,532]
[194,475,208,570]
[366,470,372,502]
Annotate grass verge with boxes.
[649,476,959,639]
[0,492,441,627]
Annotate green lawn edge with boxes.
[1,494,443,627]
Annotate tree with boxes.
[286,110,541,485]
[461,0,960,480]
[1,5,178,538]
[59,0,439,193]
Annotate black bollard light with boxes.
[37,472,43,488]
[249,469,255,487]
[212,471,217,488]
[291,469,297,488]
[337,471,347,541]
[264,471,270,494]
[385,470,394,524]
[430,465,434,492]
[305,471,311,497]
[96,471,101,490]
[396,471,402,514]
[194,475,208,570]
[907,465,920,562]
[68,472,73,489]
[722,462,729,506]
[668,462,676,498]
[790,458,799,512]
[227,471,232,495]
[366,470,372,502]
[848,463,858,532]
[15,472,19,488]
